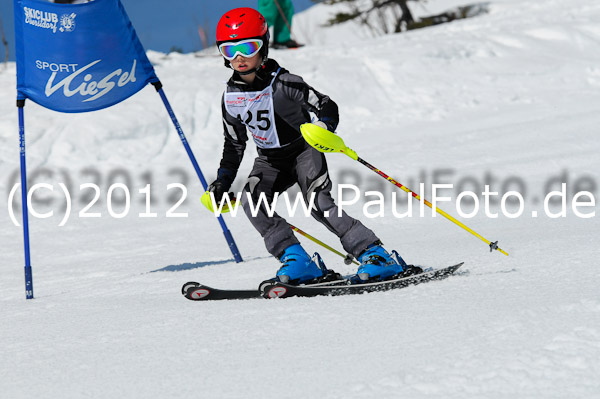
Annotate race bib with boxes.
[224,69,281,149]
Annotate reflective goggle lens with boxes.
[219,39,263,60]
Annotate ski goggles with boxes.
[218,39,264,61]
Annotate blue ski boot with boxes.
[354,243,408,282]
[276,244,328,285]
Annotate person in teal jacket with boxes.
[258,0,301,48]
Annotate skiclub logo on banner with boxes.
[23,7,59,32]
[23,6,77,33]
[14,0,158,113]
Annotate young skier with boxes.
[209,7,418,285]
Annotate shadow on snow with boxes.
[150,258,234,273]
[150,255,273,273]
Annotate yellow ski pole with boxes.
[300,123,509,256]
[289,224,359,265]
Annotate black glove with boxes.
[319,116,338,132]
[208,168,235,204]
[207,180,229,205]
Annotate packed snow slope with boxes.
[1,0,599,398]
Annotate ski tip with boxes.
[451,262,465,271]
[181,281,200,295]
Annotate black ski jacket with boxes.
[216,59,339,187]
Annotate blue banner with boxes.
[14,0,159,113]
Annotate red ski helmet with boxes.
[216,8,270,69]
[216,7,268,43]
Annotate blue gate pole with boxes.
[152,82,243,263]
[18,100,34,299]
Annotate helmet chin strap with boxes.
[228,56,267,76]
[236,68,258,76]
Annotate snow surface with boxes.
[1,0,600,397]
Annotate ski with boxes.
[182,282,261,301]
[182,275,342,301]
[182,263,463,301]
[261,263,464,299]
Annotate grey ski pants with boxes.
[240,142,378,259]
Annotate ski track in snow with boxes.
[1,0,600,397]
